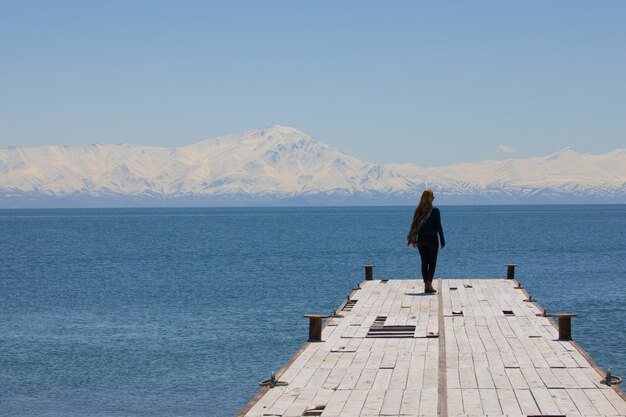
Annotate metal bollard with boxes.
[304,314,329,342]
[505,264,517,279]
[363,265,375,281]
[548,313,577,340]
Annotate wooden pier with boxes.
[238,272,626,417]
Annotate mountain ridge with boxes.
[1,125,625,207]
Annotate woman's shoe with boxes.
[424,281,437,293]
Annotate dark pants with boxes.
[417,235,439,282]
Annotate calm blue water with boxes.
[1,205,625,416]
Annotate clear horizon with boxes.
[1,1,625,165]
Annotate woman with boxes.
[407,189,445,293]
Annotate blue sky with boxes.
[1,1,625,166]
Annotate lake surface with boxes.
[1,205,625,416]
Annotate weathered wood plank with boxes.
[400,389,421,417]
[568,387,601,415]
[338,389,368,417]
[515,388,541,415]
[446,388,464,416]
[505,368,529,390]
[320,389,351,417]
[379,389,403,416]
[478,388,502,415]
[497,388,523,416]
[388,352,410,390]
[552,366,581,389]
[550,388,581,415]
[601,387,626,415]
[360,389,385,416]
[418,387,438,415]
[536,367,564,389]
[531,387,561,415]
[461,388,483,415]
[475,366,495,389]
[371,368,393,391]
[520,366,546,389]
[584,388,620,415]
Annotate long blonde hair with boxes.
[417,189,434,216]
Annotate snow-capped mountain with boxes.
[1,125,624,207]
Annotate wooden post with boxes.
[549,313,577,340]
[363,265,375,281]
[505,264,517,279]
[304,314,329,342]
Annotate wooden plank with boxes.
[520,366,546,389]
[334,351,357,369]
[364,350,385,369]
[552,366,581,389]
[379,389,403,416]
[567,367,598,389]
[322,368,348,390]
[307,389,335,414]
[418,387,438,415]
[505,368,529,390]
[530,337,566,368]
[531,387,561,415]
[320,389,351,417]
[360,389,385,416]
[245,387,286,417]
[536,367,564,389]
[337,367,363,391]
[354,368,378,390]
[475,366,495,389]
[340,325,359,339]
[422,364,439,390]
[550,388,581,415]
[581,366,611,388]
[337,389,368,417]
[497,389,523,416]
[447,368,460,389]
[399,389,421,416]
[388,356,410,390]
[459,367,478,389]
[568,388,601,415]
[490,366,512,389]
[515,389,541,415]
[320,350,342,369]
[283,388,318,417]
[371,368,393,391]
[380,351,398,369]
[461,388,483,415]
[406,351,425,391]
[584,388,620,415]
[499,349,519,369]
[478,388,502,415]
[446,388,464,416]
[601,388,626,415]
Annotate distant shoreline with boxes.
[1,202,625,211]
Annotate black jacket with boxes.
[414,207,445,247]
